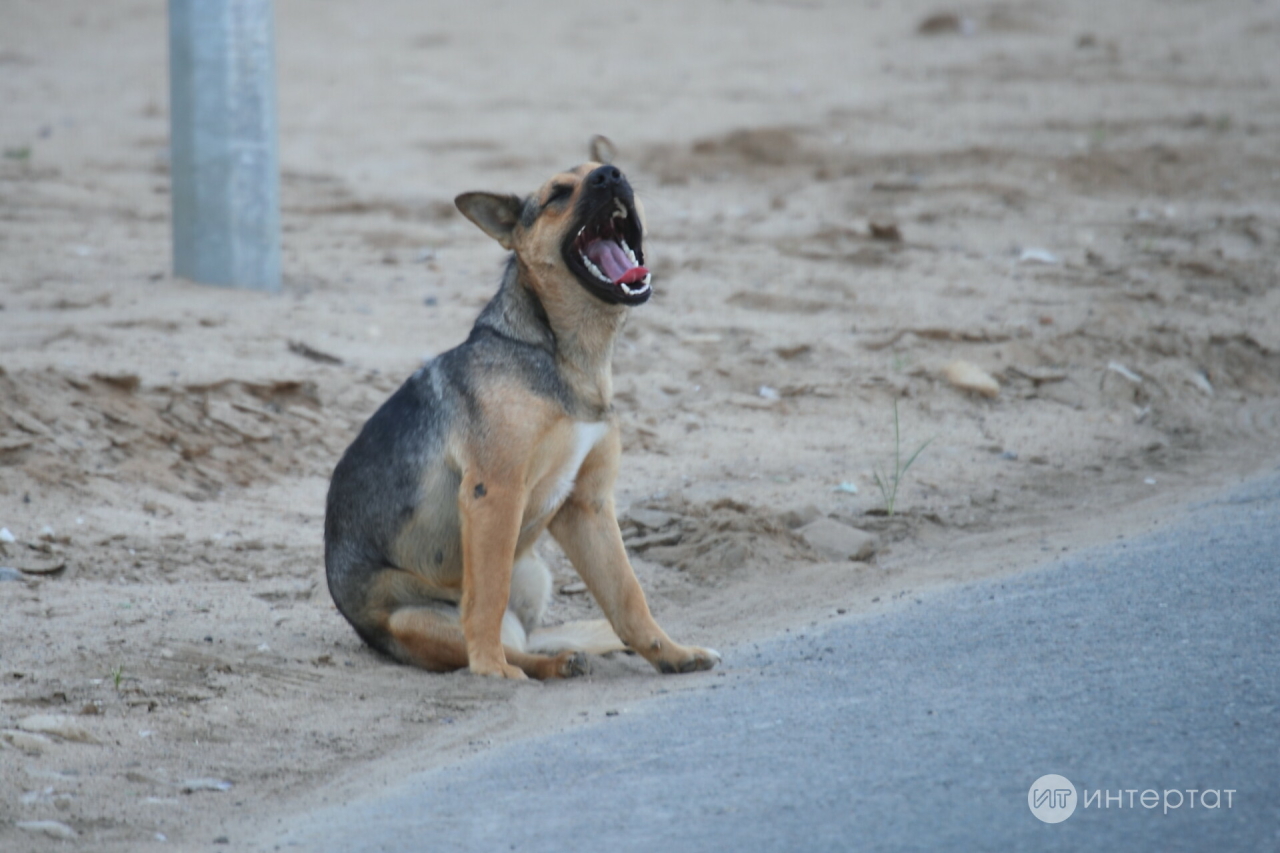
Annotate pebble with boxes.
[833,482,859,495]
[18,714,99,744]
[1106,361,1143,384]
[625,508,676,531]
[1018,247,1060,265]
[2,729,54,754]
[0,527,15,543]
[799,519,878,562]
[0,566,26,582]
[182,778,233,793]
[16,820,77,840]
[559,581,588,595]
[942,359,1000,398]
[779,505,822,530]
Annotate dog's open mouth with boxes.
[564,197,651,306]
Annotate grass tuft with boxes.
[872,399,932,517]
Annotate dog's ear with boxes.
[589,134,616,165]
[455,192,524,249]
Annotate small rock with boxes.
[0,528,15,544]
[779,505,823,530]
[625,508,676,531]
[17,820,78,840]
[799,519,878,562]
[1188,371,1214,397]
[92,372,140,392]
[1106,361,1143,384]
[2,729,54,754]
[15,553,66,575]
[559,581,588,595]
[832,481,859,495]
[757,385,781,401]
[774,344,811,360]
[730,392,779,410]
[1007,365,1067,384]
[18,714,99,744]
[0,566,26,582]
[624,529,684,551]
[868,220,902,241]
[1018,247,1060,265]
[917,11,975,35]
[943,359,1000,398]
[182,778,233,793]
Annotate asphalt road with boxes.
[262,473,1280,852]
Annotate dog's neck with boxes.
[475,257,624,417]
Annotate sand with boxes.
[2,0,1279,848]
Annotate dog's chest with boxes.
[532,421,609,521]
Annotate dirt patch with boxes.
[0,368,331,499]
[623,497,816,584]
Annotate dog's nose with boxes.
[587,165,623,191]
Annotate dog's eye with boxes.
[545,184,573,205]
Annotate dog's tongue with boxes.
[586,238,648,286]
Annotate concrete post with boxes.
[168,0,281,292]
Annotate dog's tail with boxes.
[524,619,626,656]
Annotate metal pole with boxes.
[168,0,281,292]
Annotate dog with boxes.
[324,140,721,679]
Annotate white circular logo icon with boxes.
[1028,774,1077,823]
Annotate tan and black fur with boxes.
[325,143,720,679]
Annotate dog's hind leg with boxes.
[508,550,552,635]
[385,605,587,680]
[510,550,625,655]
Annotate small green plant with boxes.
[872,399,932,516]
[110,664,124,690]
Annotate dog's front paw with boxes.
[654,645,721,675]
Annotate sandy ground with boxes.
[2,0,1279,849]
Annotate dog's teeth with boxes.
[641,273,651,286]
[620,239,637,265]
[612,199,627,219]
[620,282,634,296]
[580,253,611,283]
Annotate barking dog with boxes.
[324,142,720,679]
